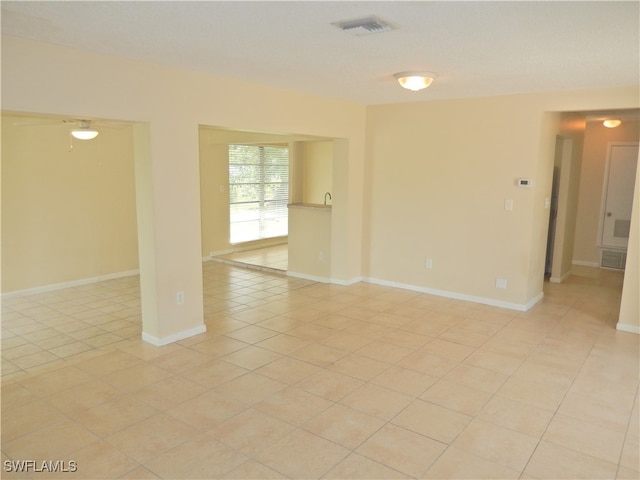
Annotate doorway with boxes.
[545,110,640,286]
[199,126,337,277]
[545,135,575,283]
[599,142,639,252]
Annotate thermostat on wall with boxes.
[517,178,532,188]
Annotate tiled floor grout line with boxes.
[614,381,640,480]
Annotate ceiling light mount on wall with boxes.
[394,71,437,91]
[71,120,99,140]
[603,119,622,128]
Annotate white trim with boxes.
[616,323,640,335]
[286,271,331,283]
[331,276,364,286]
[286,272,362,286]
[572,260,600,268]
[363,277,542,312]
[142,324,207,346]
[549,270,572,284]
[1,270,140,299]
[525,292,545,310]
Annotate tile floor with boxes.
[1,263,638,479]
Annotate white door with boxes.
[601,143,639,249]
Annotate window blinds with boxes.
[228,144,289,243]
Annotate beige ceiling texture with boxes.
[1,1,639,106]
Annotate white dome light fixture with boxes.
[71,120,99,140]
[603,119,622,128]
[394,71,437,91]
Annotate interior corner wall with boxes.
[302,141,333,205]
[1,114,139,293]
[573,119,640,265]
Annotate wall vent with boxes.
[331,16,395,36]
[601,249,627,270]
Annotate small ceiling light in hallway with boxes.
[603,119,622,128]
[71,120,99,140]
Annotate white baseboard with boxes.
[363,277,541,312]
[287,271,331,283]
[572,260,600,268]
[549,271,572,284]
[331,276,364,286]
[525,292,544,310]
[2,269,140,299]
[616,323,640,335]
[142,324,207,346]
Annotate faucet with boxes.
[324,192,332,205]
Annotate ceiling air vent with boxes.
[332,16,395,36]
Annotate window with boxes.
[228,144,289,243]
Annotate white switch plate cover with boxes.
[505,199,514,211]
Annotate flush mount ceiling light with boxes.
[603,119,622,128]
[394,71,437,91]
[71,120,99,140]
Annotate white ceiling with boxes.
[1,1,639,105]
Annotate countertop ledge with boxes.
[288,203,332,210]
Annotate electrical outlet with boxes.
[425,258,433,269]
[495,278,508,289]
[319,251,325,261]
[504,199,513,211]
[176,291,185,305]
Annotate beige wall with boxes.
[302,141,333,205]
[364,88,639,309]
[288,206,332,279]
[618,158,639,332]
[573,119,640,265]
[2,36,367,343]
[2,114,138,293]
[551,114,586,282]
[199,133,231,256]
